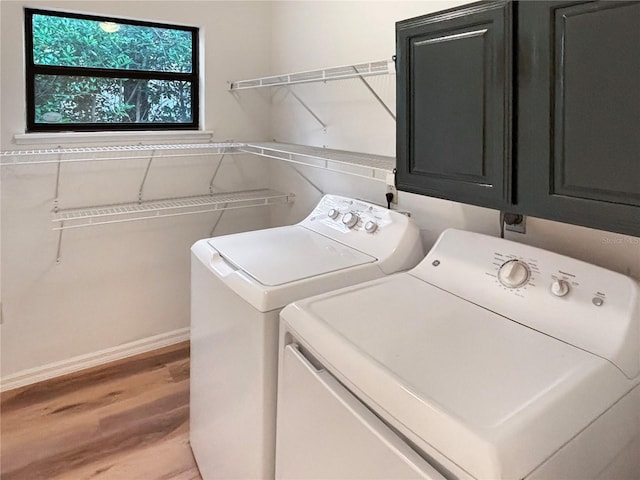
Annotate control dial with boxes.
[498,260,531,288]
[342,212,359,229]
[364,221,378,234]
[551,278,570,297]
[327,208,340,220]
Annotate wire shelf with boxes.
[241,142,394,181]
[52,189,294,230]
[0,143,244,166]
[1,141,396,181]
[229,59,395,90]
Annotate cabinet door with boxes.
[518,1,640,236]
[396,1,512,210]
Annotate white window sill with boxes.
[13,130,216,146]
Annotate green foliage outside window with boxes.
[27,10,198,129]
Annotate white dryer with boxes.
[190,194,424,480]
[276,228,640,480]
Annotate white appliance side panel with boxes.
[526,385,640,480]
[275,344,446,480]
[190,251,280,480]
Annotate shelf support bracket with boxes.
[352,66,396,121]
[292,166,323,195]
[209,154,226,195]
[53,152,62,214]
[209,209,226,237]
[138,150,156,204]
[53,151,64,263]
[286,87,327,129]
[56,222,64,263]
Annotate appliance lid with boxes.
[207,225,376,286]
[283,274,631,480]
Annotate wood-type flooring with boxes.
[1,341,202,480]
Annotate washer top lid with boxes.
[283,274,632,479]
[207,225,376,286]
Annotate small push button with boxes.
[592,297,604,307]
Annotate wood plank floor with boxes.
[1,341,202,480]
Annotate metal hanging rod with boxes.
[229,59,395,90]
[0,143,244,165]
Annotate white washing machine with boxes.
[276,228,640,480]
[190,194,424,480]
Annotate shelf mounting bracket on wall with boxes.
[208,152,228,236]
[209,153,226,195]
[55,224,64,264]
[292,166,324,195]
[352,66,396,121]
[53,152,62,214]
[138,150,156,203]
[53,151,63,263]
[209,209,226,237]
[286,87,327,129]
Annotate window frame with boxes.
[24,8,200,132]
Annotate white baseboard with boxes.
[1,327,190,392]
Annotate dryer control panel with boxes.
[300,195,424,275]
[413,229,640,379]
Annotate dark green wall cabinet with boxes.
[396,1,640,237]
[396,1,513,210]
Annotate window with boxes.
[25,9,199,132]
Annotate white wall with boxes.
[268,0,640,279]
[0,0,279,383]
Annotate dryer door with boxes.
[275,344,447,480]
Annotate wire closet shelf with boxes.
[0,141,394,180]
[52,189,294,231]
[241,142,394,181]
[2,141,395,231]
[2,141,394,260]
[228,59,395,90]
[0,142,245,166]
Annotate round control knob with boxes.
[498,260,531,288]
[364,221,378,234]
[551,278,570,297]
[327,208,340,220]
[342,212,359,229]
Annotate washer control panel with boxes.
[307,195,394,235]
[489,251,593,303]
[300,195,424,275]
[415,229,640,378]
